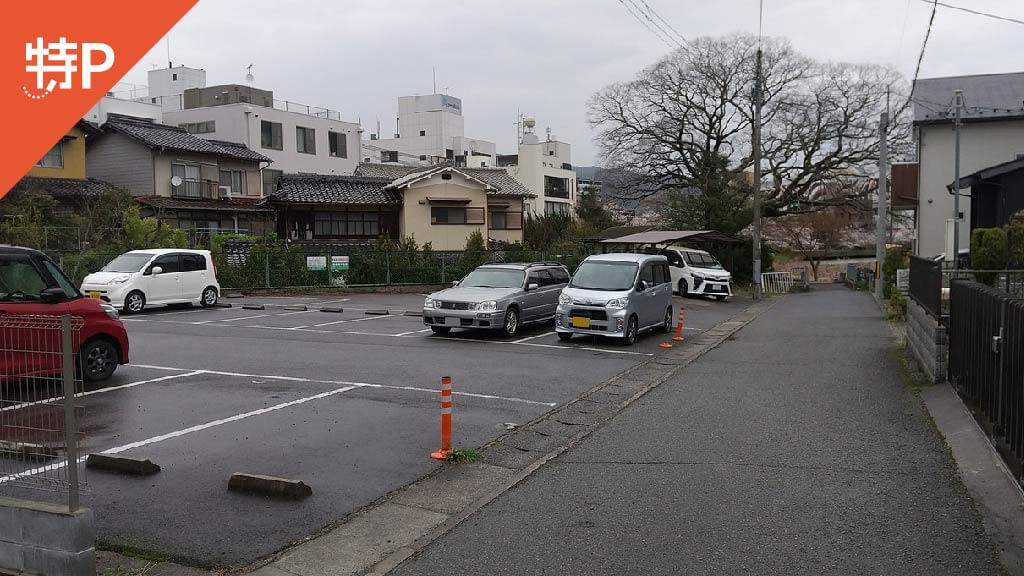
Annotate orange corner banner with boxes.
[0,0,200,197]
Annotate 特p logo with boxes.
[23,37,114,100]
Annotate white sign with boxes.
[306,256,326,271]
[896,268,909,292]
[330,255,349,272]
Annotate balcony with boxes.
[172,179,220,200]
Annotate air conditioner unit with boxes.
[219,186,232,198]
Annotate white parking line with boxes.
[218,314,274,322]
[308,298,351,307]
[276,310,316,316]
[244,325,333,334]
[311,314,392,328]
[311,318,349,327]
[513,332,555,343]
[0,371,202,413]
[436,336,653,357]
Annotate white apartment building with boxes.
[500,118,577,216]
[84,94,162,125]
[369,94,496,167]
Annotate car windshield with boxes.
[569,261,638,291]
[686,252,723,269]
[101,253,154,273]
[460,268,526,288]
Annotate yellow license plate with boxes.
[571,317,591,329]
[89,291,101,299]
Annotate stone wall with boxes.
[0,497,94,575]
[906,298,948,383]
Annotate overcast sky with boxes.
[117,0,1024,165]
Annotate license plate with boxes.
[445,317,459,326]
[571,316,591,329]
[89,291,101,299]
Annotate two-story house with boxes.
[911,72,1024,257]
[86,114,275,236]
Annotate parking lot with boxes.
[2,291,748,567]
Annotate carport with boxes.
[585,229,741,253]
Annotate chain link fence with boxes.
[0,314,86,512]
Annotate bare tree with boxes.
[587,33,910,221]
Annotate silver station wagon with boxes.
[423,262,570,337]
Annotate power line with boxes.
[897,0,938,118]
[635,0,688,45]
[918,0,1024,26]
[628,0,684,48]
[616,0,678,50]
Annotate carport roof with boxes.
[599,230,741,245]
[266,175,401,205]
[947,157,1024,191]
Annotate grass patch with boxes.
[888,346,931,393]
[445,448,482,463]
[99,568,150,576]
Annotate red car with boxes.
[0,246,129,382]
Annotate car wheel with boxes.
[557,332,573,342]
[658,307,672,333]
[80,338,118,382]
[503,307,520,338]
[678,279,689,297]
[430,326,452,335]
[622,315,638,345]
[124,291,145,314]
[201,286,219,307]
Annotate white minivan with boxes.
[659,247,733,300]
[81,249,220,314]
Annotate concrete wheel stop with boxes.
[86,454,161,476]
[365,310,389,316]
[227,473,312,500]
[320,306,344,313]
[242,304,266,310]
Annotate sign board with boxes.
[330,255,350,272]
[896,268,909,292]
[306,256,327,271]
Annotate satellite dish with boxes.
[170,175,182,187]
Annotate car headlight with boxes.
[108,274,131,285]
[606,297,628,309]
[100,302,119,320]
[559,293,572,306]
[477,301,497,312]
[691,273,704,281]
[424,297,436,309]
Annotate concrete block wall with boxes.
[0,496,95,576]
[906,298,948,383]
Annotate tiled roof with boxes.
[913,72,1024,123]
[103,114,272,163]
[14,176,118,199]
[267,174,401,205]
[357,163,534,197]
[136,195,272,212]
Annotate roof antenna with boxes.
[166,36,172,68]
[433,66,436,94]
[245,64,254,85]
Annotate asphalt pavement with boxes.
[390,285,1003,576]
[1,291,746,567]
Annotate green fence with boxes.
[51,248,590,291]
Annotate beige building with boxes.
[498,118,576,216]
[265,164,532,251]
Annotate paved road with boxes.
[1,292,746,567]
[391,285,1002,576]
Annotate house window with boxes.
[549,150,555,156]
[36,141,63,168]
[180,121,216,134]
[171,163,202,198]
[261,121,283,150]
[328,131,347,158]
[172,73,178,81]
[544,176,570,199]
[419,155,427,161]
[313,210,380,238]
[544,201,570,216]
[381,150,398,163]
[297,126,316,154]
[431,206,484,225]
[218,170,246,196]
[488,209,523,230]
[419,130,426,136]
[262,169,283,195]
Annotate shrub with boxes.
[882,246,909,299]
[971,227,1009,285]
[1006,211,1024,268]
[886,290,907,321]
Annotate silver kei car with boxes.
[423,262,570,337]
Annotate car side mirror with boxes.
[637,280,648,292]
[527,283,539,291]
[452,280,460,287]
[150,266,163,276]
[40,287,66,303]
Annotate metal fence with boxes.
[909,255,1024,321]
[909,256,942,318]
[0,315,85,512]
[761,271,794,294]
[948,280,1024,477]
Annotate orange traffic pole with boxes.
[430,376,452,460]
[672,307,686,341]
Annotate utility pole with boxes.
[875,111,889,299]
[751,48,763,301]
[952,89,962,270]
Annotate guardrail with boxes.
[761,271,794,294]
[948,280,1024,478]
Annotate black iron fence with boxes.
[948,280,1024,477]
[908,255,1024,321]
[909,256,942,318]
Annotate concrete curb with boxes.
[228,473,312,500]
[319,307,344,313]
[241,296,780,576]
[242,304,266,311]
[365,310,389,316]
[86,454,160,476]
[284,305,309,311]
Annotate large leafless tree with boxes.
[587,33,910,221]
